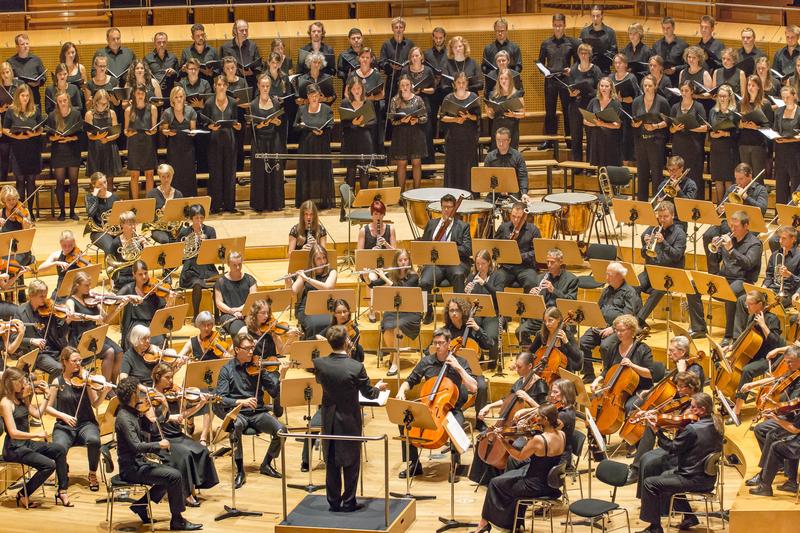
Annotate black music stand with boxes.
[690,271,736,339]
[674,198,720,271]
[281,375,324,493]
[612,199,657,266]
[150,304,189,348]
[386,398,436,501]
[410,241,460,330]
[372,286,424,381]
[646,265,694,351]
[472,239,522,265]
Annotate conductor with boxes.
[312,325,388,512]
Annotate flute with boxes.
[274,263,331,282]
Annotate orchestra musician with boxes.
[39,229,86,298]
[528,307,583,372]
[245,299,298,359]
[636,202,692,330]
[147,363,219,507]
[289,200,328,254]
[494,201,541,292]
[637,392,723,533]
[579,262,642,383]
[85,172,119,255]
[114,376,203,531]
[471,403,565,533]
[658,156,698,233]
[319,298,363,363]
[728,290,784,418]
[395,328,478,478]
[1,366,70,509]
[119,324,170,386]
[177,204,218,319]
[483,128,531,202]
[44,346,111,494]
[118,260,173,351]
[744,345,800,495]
[291,244,337,339]
[465,250,502,367]
[419,193,472,324]
[0,318,25,364]
[18,279,68,378]
[516,248,579,347]
[311,325,387,512]
[357,197,396,252]
[214,251,257,337]
[145,164,183,244]
[511,378,578,466]
[213,332,288,488]
[0,187,34,270]
[108,210,145,290]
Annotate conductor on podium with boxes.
[312,325,388,512]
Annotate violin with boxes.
[142,277,173,298]
[69,372,116,391]
[761,396,800,418]
[244,354,282,376]
[651,413,699,429]
[262,317,291,336]
[6,201,31,225]
[85,289,133,307]
[0,256,26,276]
[182,387,222,405]
[36,298,69,318]
[64,246,93,268]
[199,331,231,358]
[0,319,36,334]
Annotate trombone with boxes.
[651,168,690,208]
[716,169,765,216]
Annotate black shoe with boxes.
[749,484,773,496]
[625,468,639,485]
[260,462,282,478]
[300,462,309,472]
[536,142,552,151]
[745,473,761,486]
[340,503,366,512]
[57,213,66,221]
[234,470,246,489]
[339,209,346,223]
[720,337,734,348]
[677,515,700,530]
[185,498,201,508]
[70,213,79,221]
[635,526,663,533]
[170,518,203,531]
[398,463,423,479]
[130,503,153,524]
[423,306,433,325]
[777,480,799,493]
[688,329,707,339]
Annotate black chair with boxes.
[577,244,618,289]
[667,452,725,532]
[99,442,154,533]
[565,459,631,532]
[566,430,587,499]
[512,462,567,533]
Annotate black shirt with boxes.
[773,46,800,78]
[405,353,476,410]
[495,220,541,268]
[767,247,800,296]
[120,346,157,385]
[641,223,686,268]
[598,282,642,326]
[214,274,257,311]
[482,40,523,73]
[219,39,262,76]
[652,37,688,71]
[216,357,280,414]
[115,404,161,472]
[538,36,580,74]
[579,24,618,71]
[698,37,725,70]
[92,46,136,81]
[719,231,763,283]
[483,148,528,192]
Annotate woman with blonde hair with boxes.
[85,89,122,185]
[0,61,21,182]
[585,77,622,167]
[2,84,43,213]
[443,36,483,94]
[160,86,198,195]
[47,90,83,220]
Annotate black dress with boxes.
[227,77,248,171]
[612,72,639,161]
[51,374,101,471]
[214,273,257,336]
[773,106,800,204]
[203,96,238,212]
[126,104,157,171]
[120,347,157,385]
[47,108,83,168]
[180,77,212,175]
[296,273,332,340]
[708,107,740,186]
[587,97,623,167]
[67,296,122,356]
[488,92,522,149]
[389,94,428,160]
[289,223,327,249]
[377,272,421,339]
[118,283,166,351]
[340,98,376,185]
[346,68,385,152]
[161,105,198,196]
[86,109,123,177]
[3,109,43,175]
[44,84,82,115]
[441,92,480,191]
[294,104,334,208]
[249,95,285,212]
[670,101,708,200]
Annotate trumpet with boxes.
[645,225,663,258]
[708,232,732,253]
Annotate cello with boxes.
[589,329,650,435]
[532,312,574,385]
[408,301,479,450]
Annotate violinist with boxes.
[395,328,478,478]
[146,164,183,244]
[589,314,654,413]
[636,202,690,330]
[108,210,145,289]
[44,347,110,494]
[0,318,25,367]
[528,306,582,372]
[245,299,299,359]
[177,204,217,319]
[628,370,702,486]
[729,290,783,418]
[319,298,363,363]
[114,377,202,531]
[64,271,125,384]
[472,403,565,533]
[512,378,578,466]
[746,346,800,495]
[85,172,120,256]
[1,367,70,509]
[516,249,579,347]
[119,324,168,386]
[288,200,328,253]
[213,332,288,488]
[118,260,173,351]
[638,392,723,533]
[39,230,87,298]
[147,363,219,507]
[0,185,34,267]
[18,279,68,378]
[579,262,642,383]
[372,249,421,376]
[465,250,502,367]
[214,251,257,337]
[291,244,337,340]
[748,405,800,497]
[493,202,541,292]
[420,193,472,323]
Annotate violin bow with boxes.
[26,371,49,442]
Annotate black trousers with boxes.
[761,435,800,485]
[227,411,285,464]
[578,329,617,380]
[755,419,799,482]
[631,426,658,469]
[419,263,468,295]
[325,442,360,511]
[219,313,245,337]
[640,470,715,525]
[3,440,68,493]
[208,133,237,212]
[494,265,539,293]
[121,462,186,517]
[735,358,770,400]
[35,351,63,379]
[635,137,666,202]
[544,78,571,138]
[52,421,101,472]
[685,277,744,339]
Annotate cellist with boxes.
[528,307,583,373]
[395,328,477,479]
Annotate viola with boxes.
[142,347,186,365]
[244,354,282,376]
[755,362,797,411]
[142,277,172,298]
[85,289,132,307]
[182,387,222,405]
[69,373,116,391]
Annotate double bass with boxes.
[589,329,649,435]
[408,301,479,450]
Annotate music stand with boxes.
[282,249,339,283]
[281,375,324,493]
[56,264,103,298]
[386,398,437,500]
[532,238,584,266]
[161,196,212,222]
[196,237,247,270]
[690,271,736,338]
[288,340,331,370]
[445,293,496,316]
[776,203,800,230]
[410,241,460,330]
[355,249,399,319]
[108,198,157,225]
[496,292,545,377]
[472,239,521,265]
[726,204,766,233]
[0,228,35,260]
[716,386,740,427]
[555,299,607,338]
[437,411,476,532]
[645,265,695,350]
[150,304,190,347]
[77,324,109,361]
[184,358,228,391]
[241,290,292,317]
[352,186,401,207]
[372,286,424,381]
[612,200,657,266]
[583,410,607,499]
[588,259,639,287]
[12,348,38,371]
[139,242,184,271]
[560,369,590,408]
[306,289,357,315]
[675,198,721,271]
[669,322,702,362]
[471,166,518,212]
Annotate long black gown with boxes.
[293,104,334,208]
[248,95,285,212]
[708,107,740,188]
[441,92,480,191]
[161,104,198,196]
[587,97,623,167]
[340,98,376,188]
[670,101,708,200]
[203,96,238,212]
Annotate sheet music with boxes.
[444,412,471,454]
[359,389,390,406]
